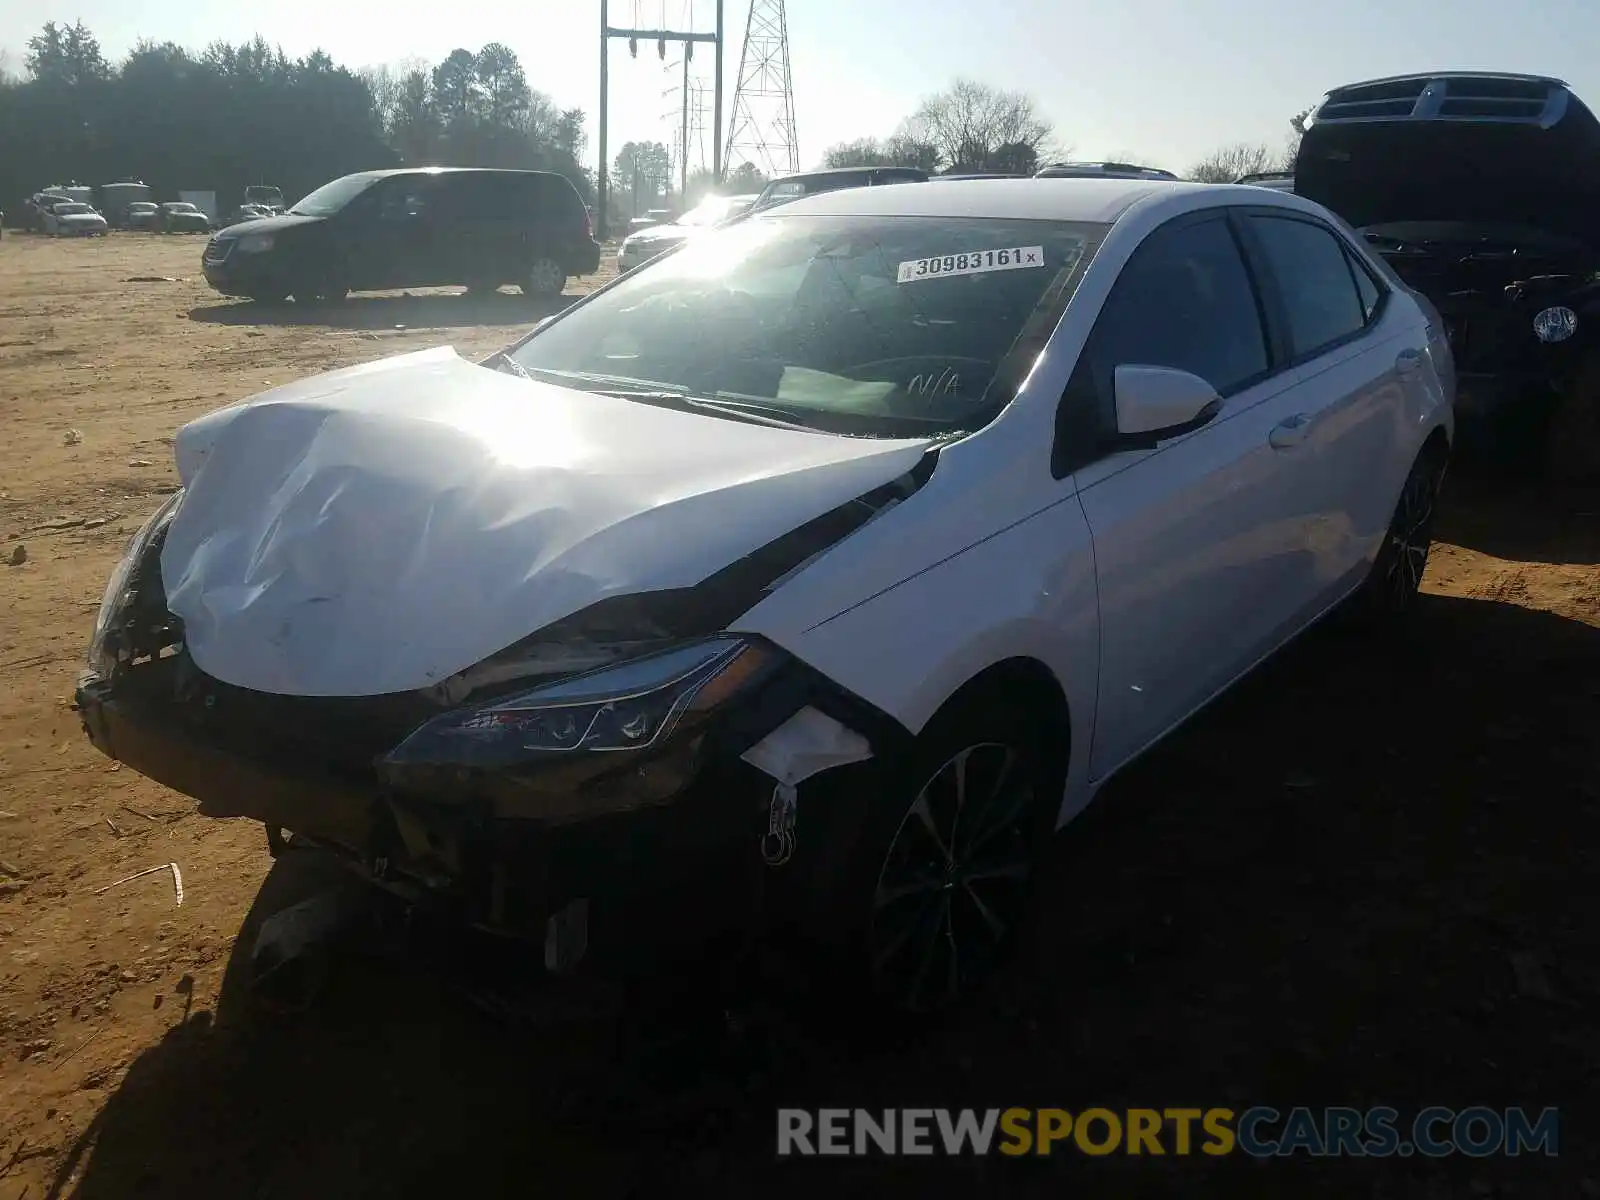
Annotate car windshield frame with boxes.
[501,211,1110,440]
[288,173,383,217]
[56,204,93,215]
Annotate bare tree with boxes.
[905,79,1056,173]
[1187,141,1281,183]
[823,133,942,172]
[884,131,942,173]
[823,137,889,169]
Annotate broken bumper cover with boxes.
[74,647,908,956]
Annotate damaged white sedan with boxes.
[76,179,1453,1011]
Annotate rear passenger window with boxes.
[1092,216,1270,397]
[1347,250,1382,321]
[1248,216,1369,357]
[443,174,526,221]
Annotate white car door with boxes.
[1235,210,1420,605]
[1063,211,1332,782]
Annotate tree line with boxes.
[822,81,1308,183]
[0,21,593,218]
[0,20,1311,225]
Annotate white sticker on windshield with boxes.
[896,245,1046,284]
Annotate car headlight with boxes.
[85,490,184,678]
[235,232,274,254]
[383,635,775,772]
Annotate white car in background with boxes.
[616,192,761,272]
[77,179,1452,1014]
[44,202,109,236]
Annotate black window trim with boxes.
[1050,207,1280,479]
[1230,205,1392,370]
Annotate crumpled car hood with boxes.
[160,346,932,698]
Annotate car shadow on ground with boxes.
[49,548,1599,1197]
[1435,474,1600,566]
[186,291,579,331]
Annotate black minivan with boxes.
[201,167,602,303]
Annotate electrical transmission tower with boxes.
[725,0,799,178]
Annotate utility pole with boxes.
[680,52,691,200]
[597,0,725,239]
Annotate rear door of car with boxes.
[528,173,591,270]
[1232,207,1420,604]
[1065,210,1338,780]
[432,172,518,287]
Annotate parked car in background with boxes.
[1236,170,1296,192]
[1297,70,1600,482]
[81,178,1452,1014]
[24,194,65,231]
[244,185,285,215]
[616,192,760,272]
[123,202,161,231]
[99,180,154,226]
[44,202,109,237]
[750,165,928,212]
[155,202,213,233]
[221,204,274,228]
[1035,161,1179,180]
[200,167,602,303]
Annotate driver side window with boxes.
[1091,215,1271,399]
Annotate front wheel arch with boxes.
[770,655,1072,1014]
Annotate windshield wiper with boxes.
[686,395,822,431]
[509,367,818,428]
[516,366,691,396]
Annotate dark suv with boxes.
[201,168,601,304]
[1296,72,1600,481]
[750,166,928,213]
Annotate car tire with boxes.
[522,258,566,297]
[1546,353,1600,486]
[788,690,1061,1019]
[1349,440,1447,624]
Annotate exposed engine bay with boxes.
[1361,221,1600,378]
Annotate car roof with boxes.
[764,176,1218,224]
[1036,161,1178,179]
[1329,69,1568,92]
[346,166,564,182]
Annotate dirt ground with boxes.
[0,231,1597,1199]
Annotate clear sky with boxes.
[3,0,1598,177]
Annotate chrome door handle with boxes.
[1396,349,1424,375]
[1269,413,1312,450]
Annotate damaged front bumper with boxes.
[74,643,906,971]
